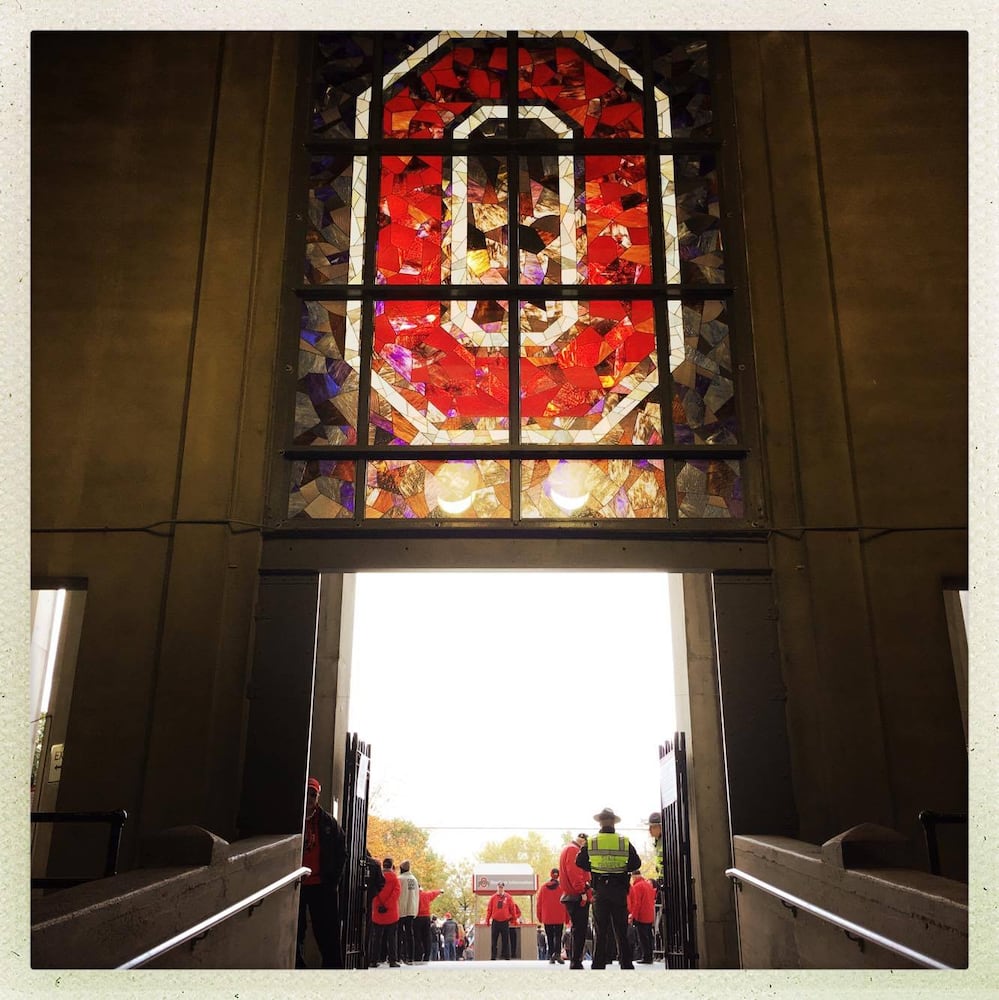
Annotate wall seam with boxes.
[802,32,896,831]
[137,33,228,842]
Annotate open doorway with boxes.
[30,586,87,883]
[346,570,677,868]
[249,562,770,969]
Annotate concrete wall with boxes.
[32,833,301,968]
[31,32,300,867]
[729,32,967,860]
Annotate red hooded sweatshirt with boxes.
[628,874,656,924]
[371,868,401,925]
[536,876,569,925]
[558,840,592,902]
[418,888,442,917]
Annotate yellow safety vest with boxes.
[589,832,630,874]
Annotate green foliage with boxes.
[436,859,475,928]
[477,830,564,876]
[470,830,570,924]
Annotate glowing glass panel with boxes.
[520,300,661,444]
[677,458,743,518]
[369,299,510,445]
[519,154,580,285]
[520,458,667,518]
[660,156,680,284]
[289,459,356,519]
[518,43,644,138]
[447,154,509,284]
[306,155,366,285]
[312,34,376,139]
[652,37,713,139]
[383,39,507,138]
[676,153,725,284]
[376,155,444,285]
[670,299,738,445]
[584,155,650,284]
[296,301,362,445]
[366,458,511,518]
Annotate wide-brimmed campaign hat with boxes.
[593,807,621,824]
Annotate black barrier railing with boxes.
[659,733,698,968]
[340,732,372,969]
[31,809,128,890]
[116,866,310,969]
[918,810,968,877]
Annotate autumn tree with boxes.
[365,814,448,891]
[436,859,476,929]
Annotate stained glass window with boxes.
[285,31,745,524]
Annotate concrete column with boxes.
[671,573,738,969]
[237,573,321,837]
[137,32,299,841]
[309,574,349,820]
[712,573,797,837]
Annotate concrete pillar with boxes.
[237,573,320,837]
[712,573,797,837]
[671,573,738,969]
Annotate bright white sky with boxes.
[348,571,676,866]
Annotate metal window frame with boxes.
[266,30,761,534]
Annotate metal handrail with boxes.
[724,867,953,970]
[116,865,310,970]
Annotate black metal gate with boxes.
[659,731,698,968]
[339,732,372,969]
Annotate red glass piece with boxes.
[587,235,622,265]
[557,327,603,367]
[583,61,616,99]
[624,331,656,362]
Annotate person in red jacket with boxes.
[485,881,515,960]
[558,833,592,969]
[536,867,569,964]
[414,887,442,963]
[627,870,657,964]
[369,857,401,968]
[508,897,522,958]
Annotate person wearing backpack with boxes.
[485,881,516,959]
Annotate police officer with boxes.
[648,810,664,886]
[575,807,641,970]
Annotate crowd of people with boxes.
[296,778,667,972]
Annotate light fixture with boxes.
[545,460,592,513]
[434,462,482,515]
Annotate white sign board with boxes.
[660,749,677,807]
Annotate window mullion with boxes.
[356,33,386,523]
[642,32,679,522]
[506,30,522,521]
